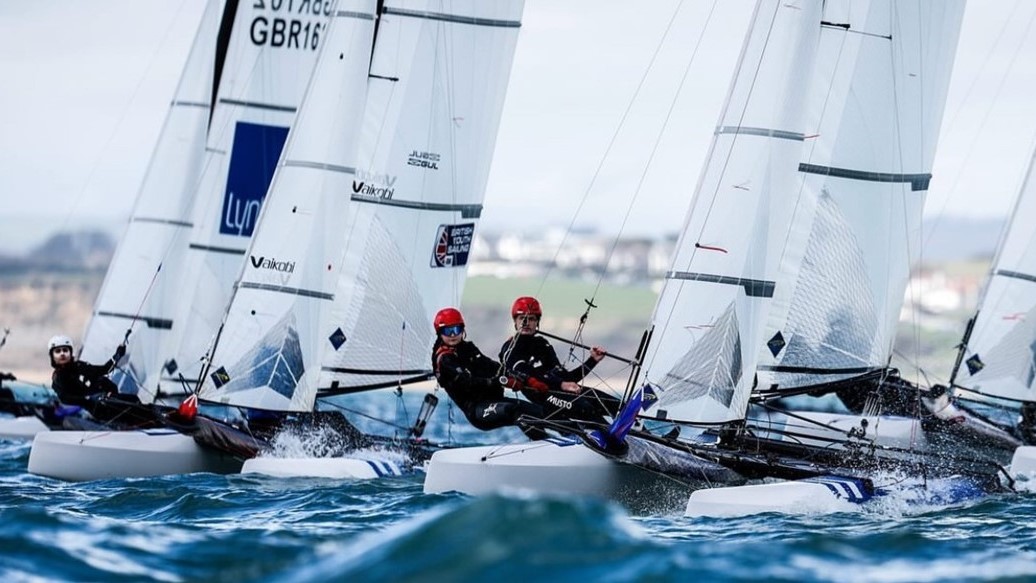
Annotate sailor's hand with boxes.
[525,377,550,392]
[499,376,523,390]
[113,344,127,362]
[561,381,581,394]
[590,346,607,362]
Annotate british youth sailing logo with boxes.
[431,223,474,267]
[220,122,289,237]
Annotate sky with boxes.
[2,0,1036,253]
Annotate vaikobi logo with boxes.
[352,170,397,199]
[220,122,289,237]
[250,255,296,274]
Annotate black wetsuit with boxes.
[499,334,620,424]
[51,359,118,408]
[433,338,545,438]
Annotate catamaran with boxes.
[28,0,326,479]
[30,0,526,480]
[427,0,1007,516]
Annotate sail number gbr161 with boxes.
[251,0,332,51]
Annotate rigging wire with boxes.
[535,0,702,294]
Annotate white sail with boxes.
[756,0,965,391]
[157,1,328,397]
[79,0,221,402]
[316,0,524,396]
[198,0,525,410]
[957,145,1036,403]
[197,1,379,411]
[638,0,823,424]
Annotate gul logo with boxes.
[250,255,296,273]
[407,150,440,170]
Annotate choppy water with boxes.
[2,392,1036,582]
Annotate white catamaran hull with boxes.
[686,477,868,517]
[0,416,49,440]
[241,456,404,479]
[28,429,242,481]
[423,438,686,505]
[685,474,990,518]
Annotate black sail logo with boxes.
[250,255,296,273]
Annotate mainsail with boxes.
[756,0,966,393]
[639,0,823,425]
[196,1,379,412]
[197,0,525,412]
[157,0,327,398]
[316,0,524,396]
[79,0,221,402]
[955,145,1036,404]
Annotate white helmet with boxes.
[48,335,74,352]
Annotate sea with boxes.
[2,391,1036,583]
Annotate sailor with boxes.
[499,296,621,425]
[431,307,547,439]
[48,334,125,408]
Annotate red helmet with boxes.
[511,296,542,319]
[433,307,465,331]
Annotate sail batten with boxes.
[994,270,1036,285]
[237,283,335,300]
[797,163,931,191]
[186,244,246,255]
[714,126,806,141]
[665,272,776,298]
[348,196,483,217]
[283,160,357,174]
[131,218,194,227]
[216,98,299,112]
[382,7,521,28]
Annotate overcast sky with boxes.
[2,0,1036,253]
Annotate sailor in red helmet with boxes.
[499,296,620,424]
[431,307,547,439]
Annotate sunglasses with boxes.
[517,315,540,323]
[440,324,465,337]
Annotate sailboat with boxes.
[945,138,1036,478]
[427,0,1002,515]
[30,0,526,481]
[684,0,1009,515]
[28,0,327,480]
[0,0,222,442]
[209,0,526,479]
[425,0,827,504]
